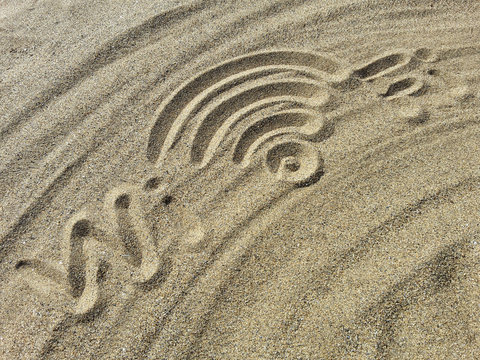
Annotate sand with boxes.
[0,0,479,358]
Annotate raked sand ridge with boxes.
[0,0,479,359]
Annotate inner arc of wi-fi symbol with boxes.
[146,49,349,168]
[231,108,326,167]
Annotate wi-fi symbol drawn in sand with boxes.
[147,49,351,186]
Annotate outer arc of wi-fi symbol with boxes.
[146,49,350,167]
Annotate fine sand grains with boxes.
[1,0,479,359]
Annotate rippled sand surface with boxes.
[1,1,479,358]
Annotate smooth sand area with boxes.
[1,0,479,358]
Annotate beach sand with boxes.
[0,0,479,358]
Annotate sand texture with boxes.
[1,0,480,359]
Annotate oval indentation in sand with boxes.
[353,50,412,81]
[382,76,424,98]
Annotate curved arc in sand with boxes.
[189,77,329,165]
[154,64,331,165]
[198,90,330,168]
[232,108,325,167]
[146,49,348,165]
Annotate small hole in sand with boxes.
[162,195,173,206]
[283,157,300,172]
[427,69,438,76]
[145,177,161,191]
[72,219,91,237]
[15,260,29,269]
[115,194,130,209]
